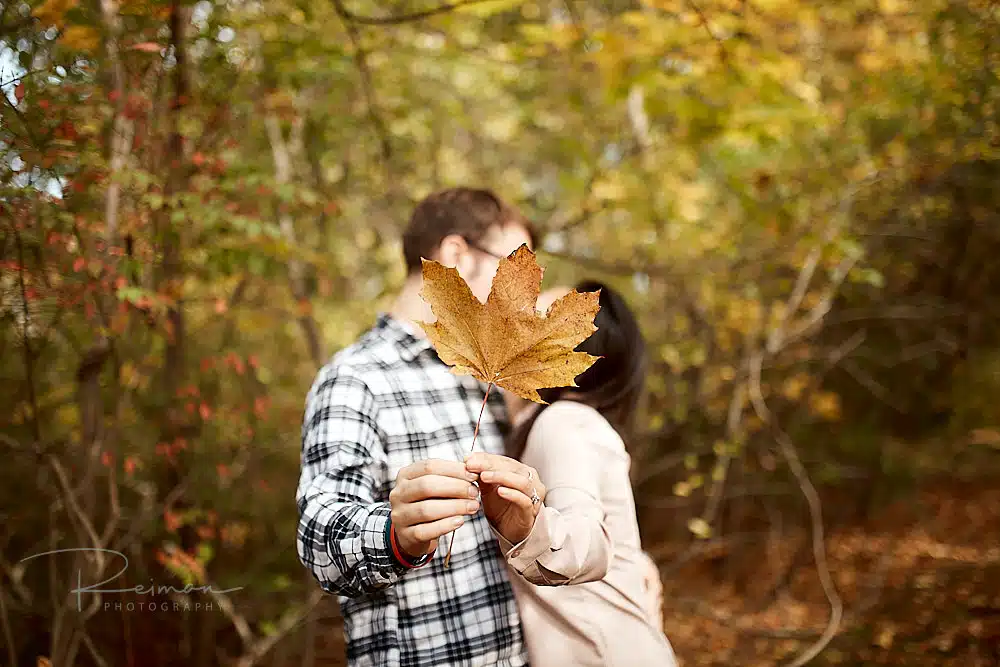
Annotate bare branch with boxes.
[47,457,107,565]
[333,11,392,160]
[767,246,821,354]
[332,0,500,26]
[840,359,905,411]
[749,354,843,667]
[233,591,324,667]
[626,85,652,152]
[700,382,746,525]
[15,231,42,443]
[0,591,16,667]
[99,0,134,243]
[210,588,254,647]
[264,113,326,367]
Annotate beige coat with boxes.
[495,400,677,667]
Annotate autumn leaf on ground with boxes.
[417,243,601,403]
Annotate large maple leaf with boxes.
[417,244,601,404]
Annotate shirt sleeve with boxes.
[296,363,408,597]
[493,405,613,586]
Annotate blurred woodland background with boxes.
[2,0,999,665]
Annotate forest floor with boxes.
[658,480,1000,666]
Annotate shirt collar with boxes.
[375,312,433,362]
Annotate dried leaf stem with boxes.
[443,381,494,568]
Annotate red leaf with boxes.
[164,510,181,532]
[216,463,230,479]
[108,90,121,103]
[124,456,139,476]
[200,357,215,372]
[130,42,162,53]
[199,402,213,420]
[101,451,113,467]
[38,99,50,111]
[214,298,227,314]
[192,152,206,167]
[14,83,24,103]
[253,396,269,418]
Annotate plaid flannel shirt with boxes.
[296,314,528,667]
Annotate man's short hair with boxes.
[402,187,537,274]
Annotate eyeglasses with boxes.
[463,239,508,261]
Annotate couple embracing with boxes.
[296,187,678,667]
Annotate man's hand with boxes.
[464,452,546,545]
[390,459,481,558]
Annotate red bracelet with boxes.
[390,523,432,568]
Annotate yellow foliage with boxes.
[781,373,810,401]
[810,391,842,421]
[32,0,78,26]
[60,25,101,53]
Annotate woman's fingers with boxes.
[479,470,532,496]
[480,469,545,512]
[496,486,535,510]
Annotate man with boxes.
[296,187,548,667]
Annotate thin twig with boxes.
[685,0,729,64]
[444,381,494,568]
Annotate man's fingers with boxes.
[393,498,479,528]
[464,452,522,474]
[396,475,480,503]
[401,515,467,545]
[399,459,477,482]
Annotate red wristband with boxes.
[390,523,432,569]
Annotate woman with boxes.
[496,281,676,667]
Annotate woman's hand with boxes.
[464,452,546,545]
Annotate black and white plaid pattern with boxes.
[297,314,527,667]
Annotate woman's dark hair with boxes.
[506,280,648,460]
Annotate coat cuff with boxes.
[491,506,562,573]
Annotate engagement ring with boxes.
[530,488,540,505]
